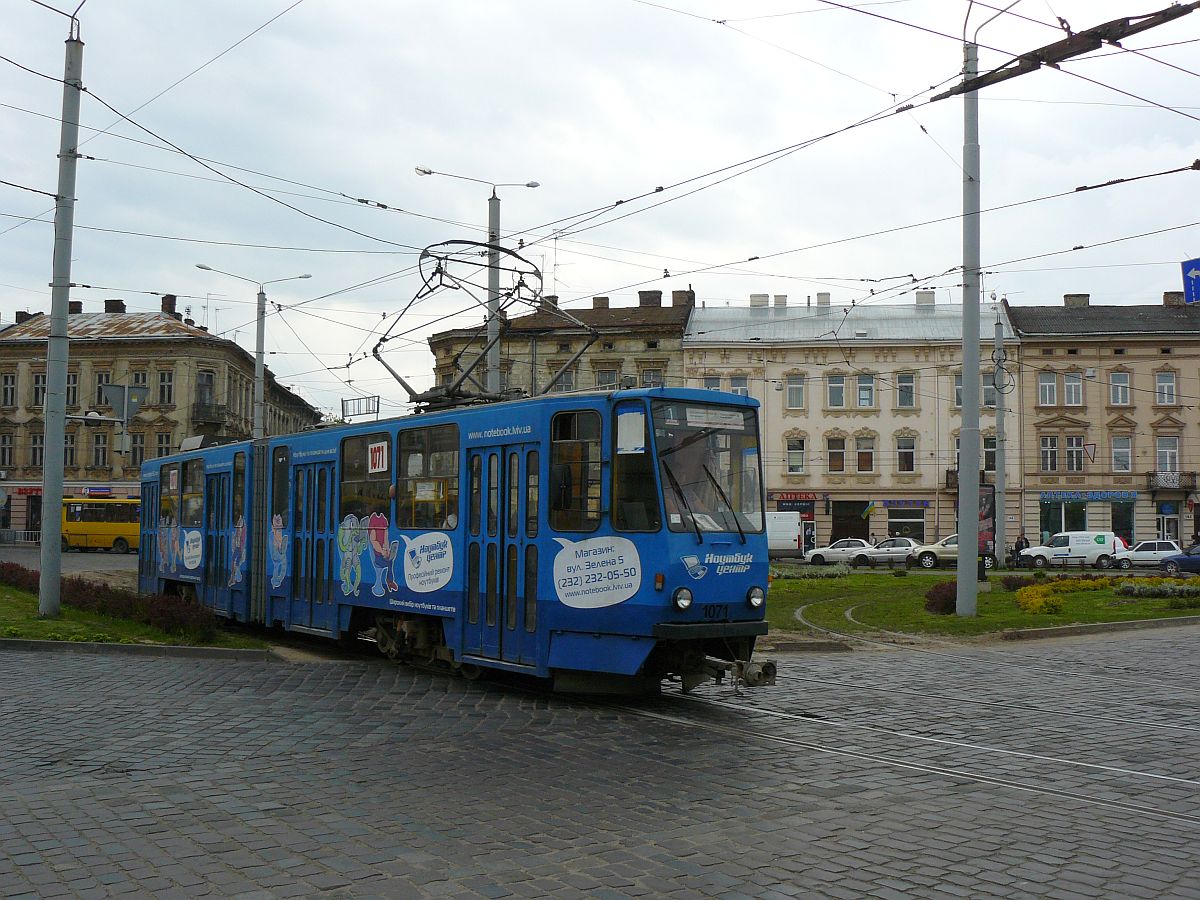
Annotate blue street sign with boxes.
[1184,257,1200,305]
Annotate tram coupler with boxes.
[736,659,777,687]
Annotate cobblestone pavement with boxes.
[1,625,1198,898]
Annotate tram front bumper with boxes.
[651,621,768,640]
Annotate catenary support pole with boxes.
[253,287,266,440]
[994,316,1007,568]
[956,40,982,617]
[38,33,84,618]
[487,190,501,393]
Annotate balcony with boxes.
[1146,471,1197,491]
[191,403,227,426]
[945,469,996,490]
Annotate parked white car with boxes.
[1019,531,1122,569]
[806,538,872,566]
[1112,540,1182,570]
[853,537,922,567]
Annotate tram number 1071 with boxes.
[702,604,729,620]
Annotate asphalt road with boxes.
[0,544,138,575]
[1,624,1198,897]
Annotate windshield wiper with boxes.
[703,464,745,545]
[657,427,717,459]
[661,461,703,545]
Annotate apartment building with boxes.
[1006,292,1200,546]
[0,295,320,532]
[684,291,1019,548]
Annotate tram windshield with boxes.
[651,400,764,535]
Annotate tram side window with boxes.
[612,405,660,532]
[340,433,391,521]
[397,424,459,529]
[160,462,179,529]
[181,459,204,528]
[550,411,601,532]
[232,452,246,523]
[271,446,291,527]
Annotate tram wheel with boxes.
[460,663,483,681]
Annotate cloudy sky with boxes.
[2,0,1198,416]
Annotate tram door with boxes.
[204,470,231,616]
[290,462,336,633]
[466,444,539,664]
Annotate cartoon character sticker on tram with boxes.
[228,515,247,587]
[157,515,180,574]
[336,514,367,596]
[552,536,642,609]
[268,513,289,589]
[367,511,400,597]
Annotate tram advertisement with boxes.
[553,536,641,608]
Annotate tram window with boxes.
[160,463,179,530]
[612,404,660,532]
[525,450,539,538]
[339,433,390,521]
[487,453,499,537]
[232,452,246,523]
[507,452,519,538]
[181,459,204,528]
[469,455,482,536]
[317,468,327,531]
[467,543,480,623]
[294,465,305,529]
[397,424,459,529]
[550,411,601,532]
[272,446,291,527]
[524,545,537,633]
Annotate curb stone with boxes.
[0,637,274,661]
[1002,613,1200,641]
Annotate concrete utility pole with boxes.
[38,29,84,618]
[487,190,501,393]
[994,316,1007,569]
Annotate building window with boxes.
[196,370,215,406]
[827,437,845,473]
[1156,372,1177,405]
[896,436,916,473]
[557,342,571,354]
[1040,436,1058,472]
[33,373,46,407]
[641,368,663,388]
[896,372,915,408]
[132,370,147,389]
[0,434,11,467]
[826,375,845,408]
[601,341,615,351]
[785,375,805,409]
[856,436,875,472]
[95,371,111,406]
[595,369,618,389]
[786,438,805,474]
[1038,372,1056,406]
[953,375,963,408]
[30,433,44,468]
[64,432,75,467]
[1063,373,1083,406]
[1157,436,1179,472]
[158,370,174,405]
[1109,372,1130,405]
[645,340,659,350]
[156,432,172,458]
[552,369,576,393]
[703,376,721,391]
[1066,435,1085,472]
[130,433,145,467]
[729,376,748,396]
[1112,435,1131,473]
[983,436,997,472]
[856,375,874,408]
[982,372,996,408]
[92,432,108,468]
[65,372,78,407]
[1,374,15,407]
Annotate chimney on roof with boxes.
[15,310,33,324]
[915,290,935,307]
[773,294,787,307]
[161,294,177,315]
[592,296,609,309]
[638,290,663,308]
[815,292,831,315]
[1064,293,1090,308]
[68,300,83,314]
[749,293,769,308]
[1164,291,1185,307]
[104,298,125,314]
[540,294,559,311]
[184,317,195,326]
[671,289,694,307]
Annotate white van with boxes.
[766,512,804,558]
[1018,531,1122,569]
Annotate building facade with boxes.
[0,295,320,532]
[427,289,695,396]
[1006,292,1200,547]
[684,291,1019,549]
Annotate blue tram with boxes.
[138,387,774,691]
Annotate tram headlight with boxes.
[672,587,693,611]
[746,586,765,609]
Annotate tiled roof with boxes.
[684,302,1014,343]
[0,312,213,341]
[1006,304,1200,336]
[430,303,692,342]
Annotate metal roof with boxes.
[684,302,1015,344]
[1006,304,1200,336]
[0,312,213,342]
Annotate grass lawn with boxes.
[767,570,1200,637]
[0,584,269,649]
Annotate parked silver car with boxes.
[1112,540,1181,570]
[852,537,922,567]
[806,538,872,566]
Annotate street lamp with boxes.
[195,264,311,440]
[415,166,540,393]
